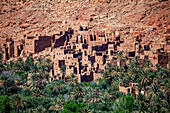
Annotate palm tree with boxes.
[138,69,150,94]
[113,96,135,112]
[45,58,52,71]
[111,66,120,78]
[11,94,25,113]
[82,87,93,104]
[36,57,43,65]
[0,71,20,95]
[67,73,78,85]
[15,57,24,71]
[100,92,112,104]
[116,51,125,68]
[128,62,139,81]
[7,60,15,71]
[71,86,85,99]
[15,71,28,83]
[39,64,49,82]
[49,96,66,111]
[24,57,34,72]
[28,71,44,94]
[31,63,40,75]
[144,60,153,72]
[60,65,66,80]
[53,81,63,94]
[93,87,100,112]
[147,84,168,113]
[160,78,170,103]
[105,66,121,85]
[27,105,47,113]
[135,93,149,113]
[161,68,170,79]
[105,63,115,70]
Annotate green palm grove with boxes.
[0,56,169,113]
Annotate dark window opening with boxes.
[74,67,77,74]
[144,45,150,50]
[90,18,93,22]
[116,36,120,41]
[80,26,83,31]
[90,35,93,41]
[129,51,135,57]
[94,35,96,41]
[84,51,87,56]
[76,36,78,43]
[84,39,87,44]
[110,50,113,55]
[128,88,130,93]
[81,36,83,43]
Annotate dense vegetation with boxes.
[0,56,169,113]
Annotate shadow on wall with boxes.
[81,71,94,82]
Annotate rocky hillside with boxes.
[0,0,169,39]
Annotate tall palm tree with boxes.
[128,62,139,81]
[138,69,150,94]
[60,65,66,80]
[116,51,125,68]
[39,64,49,82]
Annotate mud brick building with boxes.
[0,26,169,82]
[25,34,53,54]
[119,82,150,97]
[119,83,139,97]
[0,0,169,82]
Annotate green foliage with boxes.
[81,82,90,87]
[20,89,32,97]
[0,56,169,113]
[25,97,53,110]
[0,71,21,95]
[98,80,108,90]
[15,71,28,83]
[60,65,66,72]
[0,95,14,113]
[61,101,89,113]
[113,96,135,112]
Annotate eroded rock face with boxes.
[0,0,169,82]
